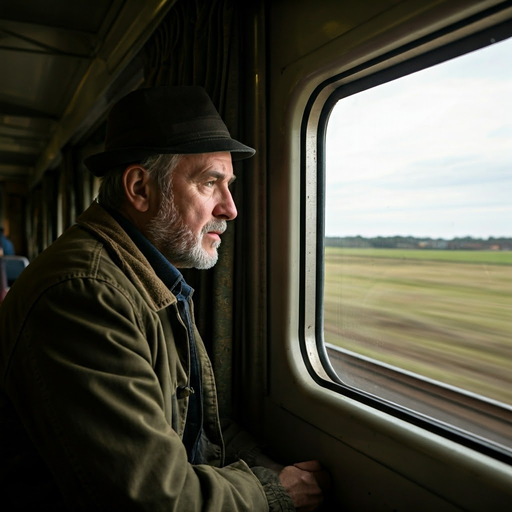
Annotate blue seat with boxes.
[2,256,29,287]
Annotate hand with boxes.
[279,460,331,511]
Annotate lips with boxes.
[206,231,221,241]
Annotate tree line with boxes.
[325,235,512,251]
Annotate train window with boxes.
[320,36,512,456]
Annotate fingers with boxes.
[279,465,324,511]
[279,461,332,511]
[293,460,323,472]
[293,460,332,491]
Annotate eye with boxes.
[205,180,216,188]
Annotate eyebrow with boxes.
[203,170,237,186]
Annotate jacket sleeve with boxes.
[5,276,269,511]
[222,420,295,511]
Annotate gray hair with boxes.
[97,154,182,210]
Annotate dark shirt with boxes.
[108,208,204,464]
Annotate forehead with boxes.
[174,152,234,180]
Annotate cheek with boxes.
[178,201,211,233]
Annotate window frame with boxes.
[299,6,512,465]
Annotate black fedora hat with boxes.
[84,86,255,177]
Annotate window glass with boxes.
[324,37,512,415]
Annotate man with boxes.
[0,86,329,510]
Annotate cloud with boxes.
[324,37,512,238]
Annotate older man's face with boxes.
[146,152,237,269]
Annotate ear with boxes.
[122,164,154,213]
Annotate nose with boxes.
[213,187,238,221]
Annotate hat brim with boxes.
[84,137,255,177]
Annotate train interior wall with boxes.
[262,1,512,510]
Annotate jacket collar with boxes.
[76,201,177,310]
[107,207,194,300]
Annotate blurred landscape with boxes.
[323,246,512,405]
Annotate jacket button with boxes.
[177,386,195,398]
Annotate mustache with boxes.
[202,220,227,235]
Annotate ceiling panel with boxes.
[0,0,175,185]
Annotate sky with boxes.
[325,36,512,239]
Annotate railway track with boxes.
[325,343,512,458]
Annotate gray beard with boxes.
[146,195,226,270]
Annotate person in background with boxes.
[0,250,7,303]
[0,86,330,511]
[0,226,15,256]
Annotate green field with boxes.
[328,247,512,265]
[324,247,512,405]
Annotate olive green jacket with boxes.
[0,202,293,511]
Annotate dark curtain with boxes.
[143,0,245,418]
